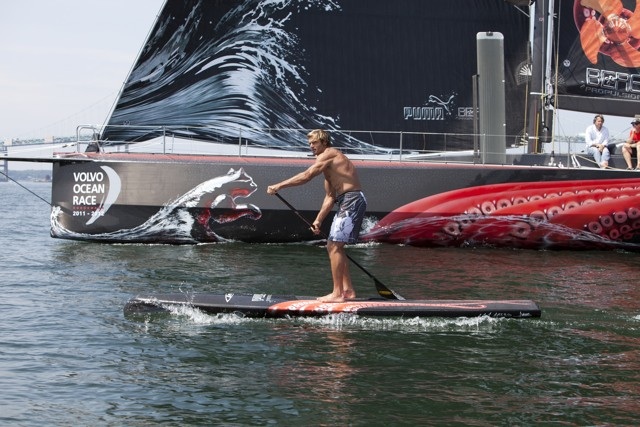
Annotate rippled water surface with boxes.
[2,181,640,426]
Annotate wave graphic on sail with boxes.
[102,0,381,152]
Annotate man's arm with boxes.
[585,127,595,147]
[267,156,331,194]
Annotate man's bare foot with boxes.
[317,292,345,303]
[342,290,356,300]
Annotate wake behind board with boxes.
[124,293,541,318]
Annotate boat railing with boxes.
[74,124,553,165]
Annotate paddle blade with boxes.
[375,279,405,300]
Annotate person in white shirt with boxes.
[584,114,610,168]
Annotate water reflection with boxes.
[269,326,362,424]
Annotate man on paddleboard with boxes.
[267,129,367,303]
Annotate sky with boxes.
[0,1,635,143]
[0,0,164,141]
[555,110,634,142]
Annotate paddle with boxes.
[274,192,405,300]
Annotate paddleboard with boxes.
[124,293,541,318]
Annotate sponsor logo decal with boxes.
[582,67,640,100]
[70,166,121,225]
[403,93,474,121]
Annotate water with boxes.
[2,181,640,426]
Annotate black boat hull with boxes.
[51,153,640,250]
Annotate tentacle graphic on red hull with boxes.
[373,178,640,228]
[363,179,640,250]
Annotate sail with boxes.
[555,0,640,117]
[101,0,529,152]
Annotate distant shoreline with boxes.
[1,169,52,182]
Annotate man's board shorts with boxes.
[329,191,367,244]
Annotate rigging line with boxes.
[0,170,52,207]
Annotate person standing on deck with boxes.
[267,129,367,303]
[585,114,610,168]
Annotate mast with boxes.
[527,0,553,153]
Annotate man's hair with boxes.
[593,114,605,123]
[307,129,331,147]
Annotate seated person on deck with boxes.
[622,118,640,170]
[584,114,610,168]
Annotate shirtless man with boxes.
[267,129,367,303]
